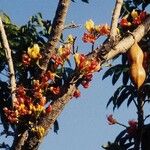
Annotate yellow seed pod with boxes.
[128,42,146,89]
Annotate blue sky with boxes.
[0,1,137,150]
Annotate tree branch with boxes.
[109,0,123,41]
[12,11,150,150]
[103,15,150,61]
[0,17,16,106]
[37,0,71,71]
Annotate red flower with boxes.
[120,18,131,27]
[99,24,110,35]
[22,54,31,66]
[73,89,81,98]
[128,120,137,128]
[81,80,90,88]
[82,33,96,43]
[17,86,26,96]
[84,73,93,81]
[46,104,52,113]
[50,86,60,95]
[139,11,147,20]
[127,120,138,136]
[132,16,141,25]
[107,114,117,125]
[51,54,63,66]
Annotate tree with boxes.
[0,0,150,149]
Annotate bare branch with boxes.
[37,0,71,71]
[0,17,16,106]
[109,0,123,41]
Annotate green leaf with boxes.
[127,94,135,107]
[122,71,129,85]
[106,96,114,108]
[37,13,44,28]
[106,85,125,108]
[0,12,11,24]
[81,0,89,3]
[54,120,59,134]
[112,70,122,85]
[102,66,116,80]
[124,142,134,149]
[121,54,128,65]
[116,88,130,108]
[115,129,127,143]
[103,64,128,85]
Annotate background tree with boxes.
[0,0,150,150]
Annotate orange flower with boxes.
[51,54,63,66]
[99,24,110,35]
[58,44,71,60]
[120,18,131,27]
[50,86,60,95]
[47,71,56,81]
[74,53,100,74]
[74,53,86,69]
[39,97,46,106]
[82,33,96,43]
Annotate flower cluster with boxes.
[31,126,45,138]
[73,74,93,98]
[82,19,110,43]
[3,78,54,124]
[51,35,73,68]
[73,89,81,98]
[22,44,41,66]
[74,53,100,75]
[127,120,138,136]
[81,73,93,88]
[120,10,147,28]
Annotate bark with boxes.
[0,18,16,106]
[109,0,123,41]
[37,0,70,71]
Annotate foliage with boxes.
[102,0,150,149]
[0,0,150,149]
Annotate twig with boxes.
[109,0,123,41]
[116,122,128,128]
[63,22,80,30]
[37,0,71,71]
[0,18,16,107]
